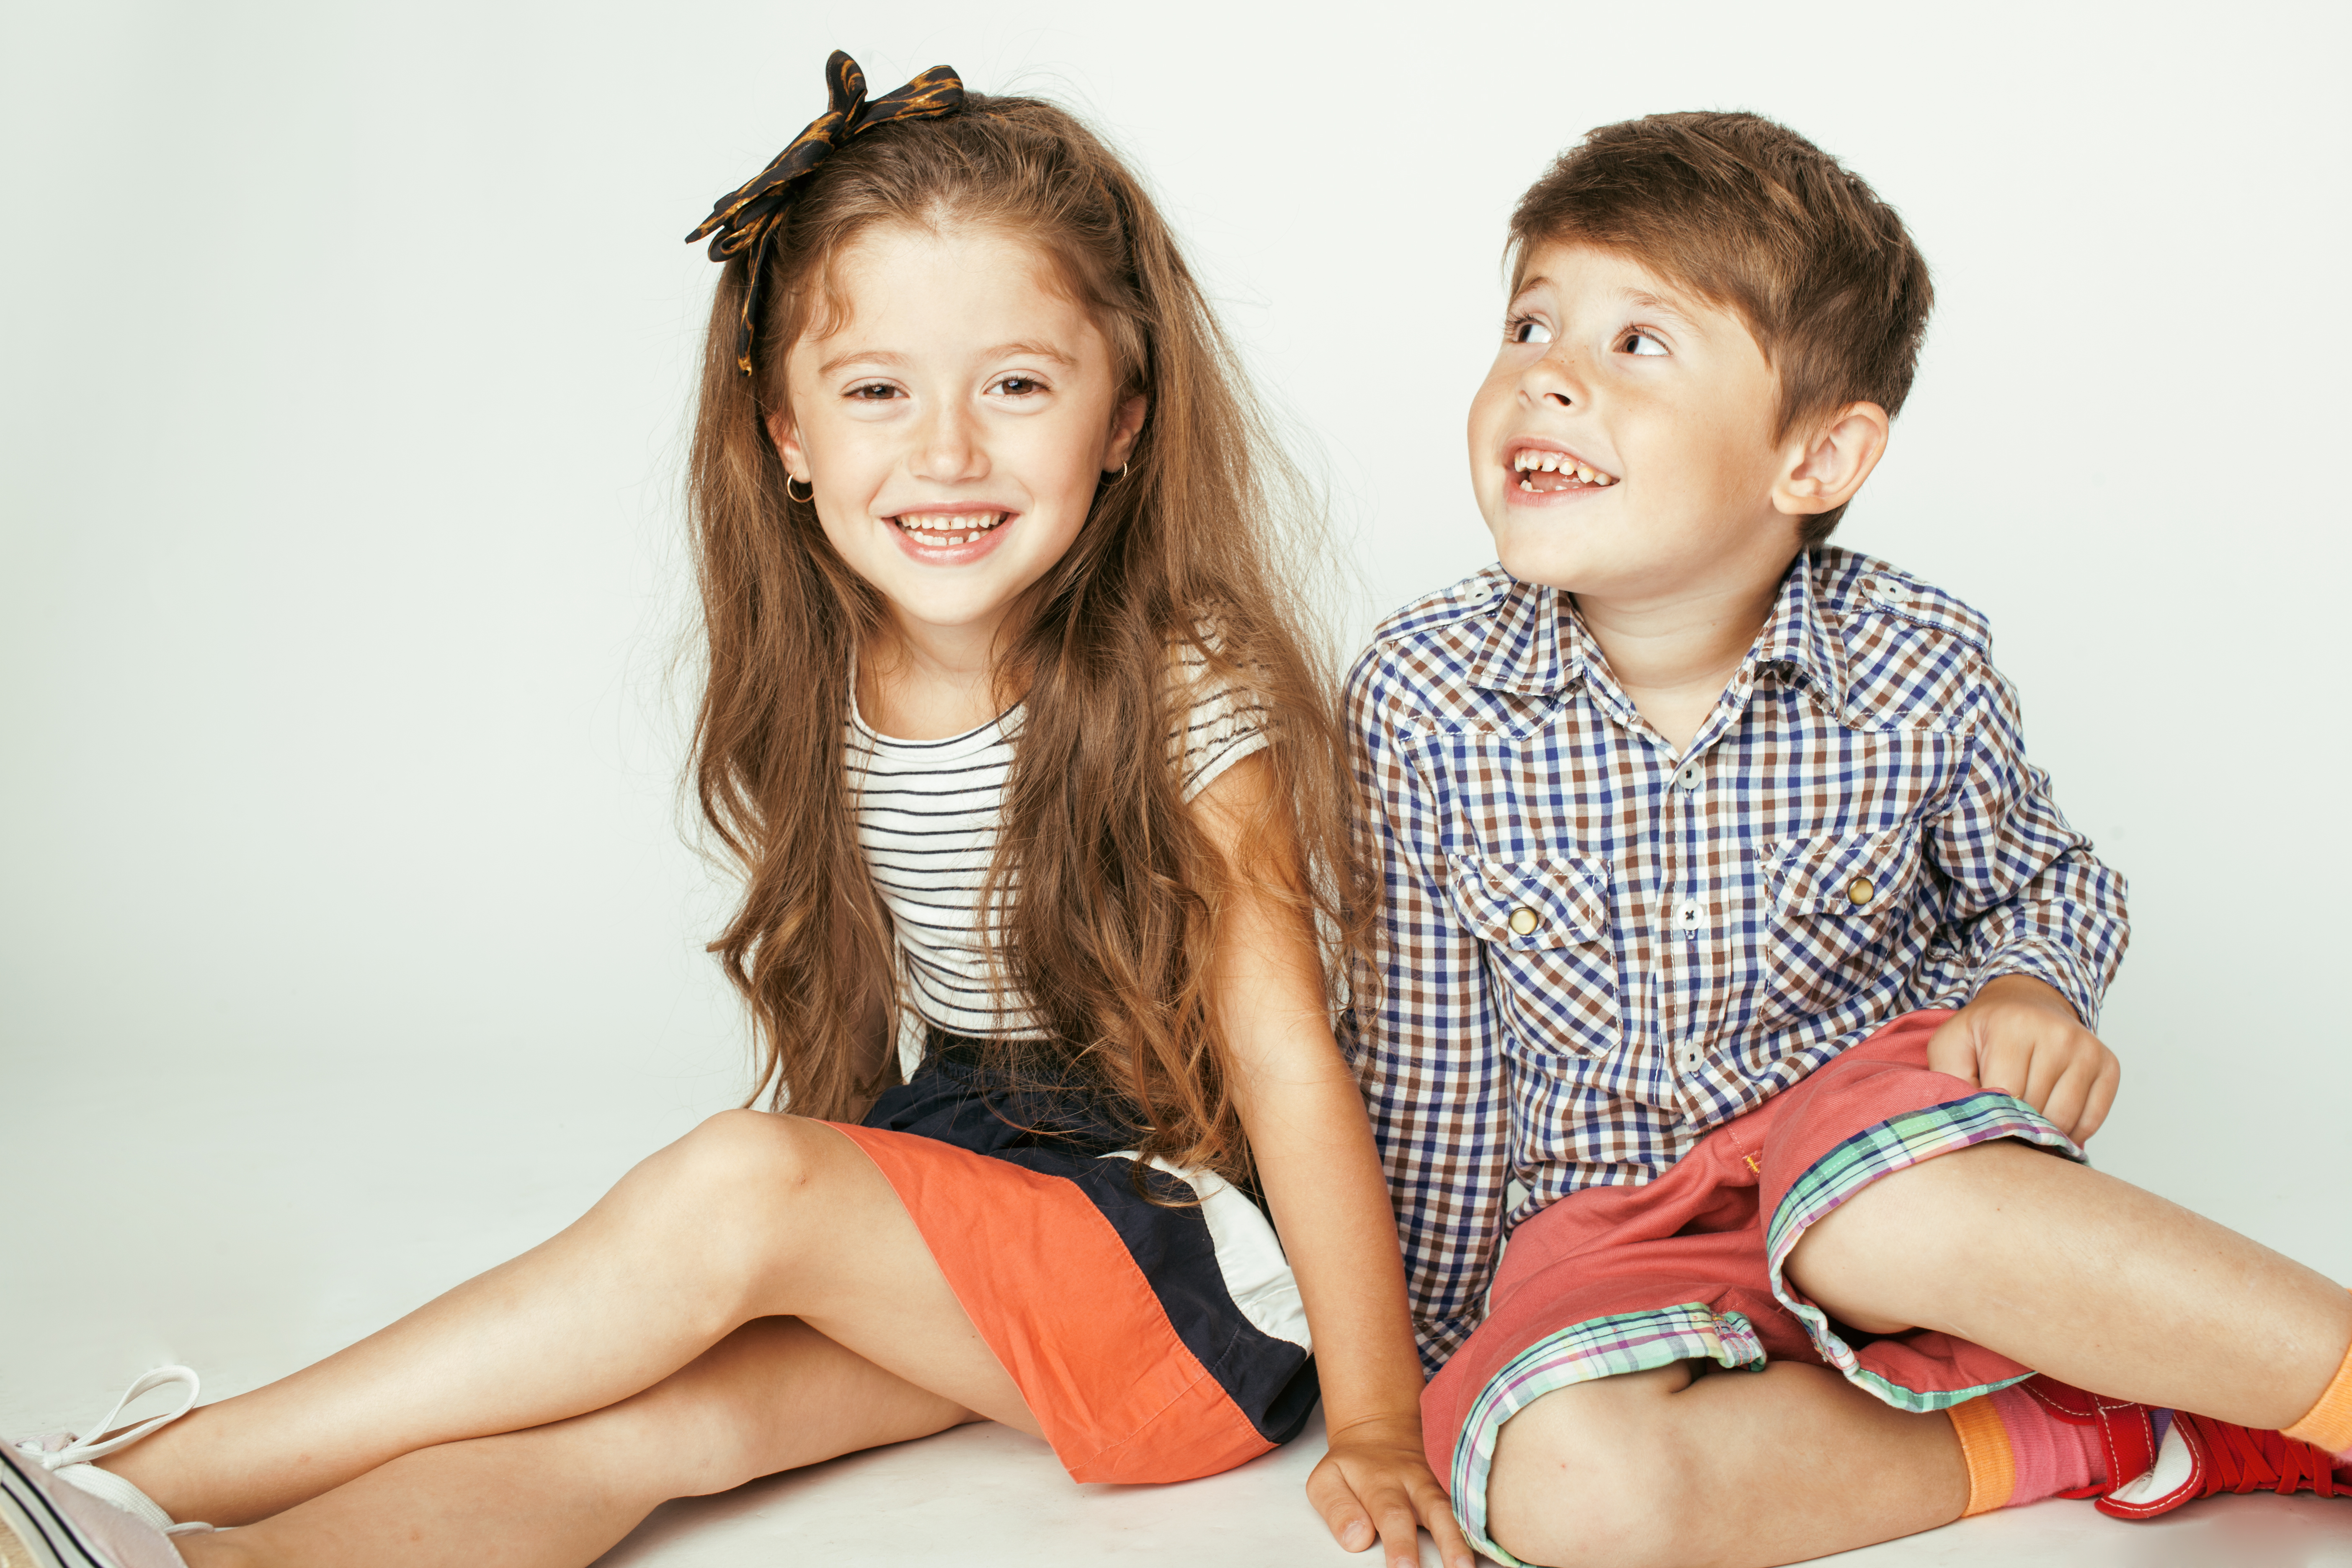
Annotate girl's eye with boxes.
[994,375,1043,397]
[847,382,900,400]
[1507,316,1554,346]
[1622,331,1668,357]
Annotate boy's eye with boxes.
[993,375,1044,396]
[1622,331,1668,357]
[1507,316,1554,346]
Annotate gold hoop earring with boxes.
[1103,461,1129,483]
[786,475,814,504]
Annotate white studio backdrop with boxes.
[3,1,2346,1434]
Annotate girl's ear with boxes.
[1104,394,1148,475]
[1771,401,1890,517]
[765,409,812,484]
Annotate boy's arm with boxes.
[1921,658,2130,1137]
[1346,650,1511,1373]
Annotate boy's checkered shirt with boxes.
[1344,548,2128,1371]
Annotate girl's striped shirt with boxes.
[848,651,1268,1042]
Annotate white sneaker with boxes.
[3,1370,214,1568]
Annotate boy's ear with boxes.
[764,409,811,483]
[1104,393,1148,474]
[1772,402,1890,517]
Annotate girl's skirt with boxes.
[828,1030,1318,1483]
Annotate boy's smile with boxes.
[1467,242,1810,604]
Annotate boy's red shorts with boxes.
[1424,1010,2084,1565]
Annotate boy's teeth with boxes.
[1510,450,1617,488]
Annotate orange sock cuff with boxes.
[1948,1396,2016,1516]
[2281,1306,2352,1453]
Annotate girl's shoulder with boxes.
[1168,620,1273,801]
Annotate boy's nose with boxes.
[1519,347,1589,410]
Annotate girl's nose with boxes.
[912,400,988,483]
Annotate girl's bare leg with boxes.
[176,1315,977,1568]
[106,1114,1033,1525]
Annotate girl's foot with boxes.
[5,1370,214,1566]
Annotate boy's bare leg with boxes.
[175,1315,979,1568]
[1484,1140,2352,1568]
[104,1113,1033,1526]
[1786,1139,2352,1426]
[1487,1360,1965,1568]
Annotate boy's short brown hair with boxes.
[1511,111,1932,545]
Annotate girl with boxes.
[2,53,1470,1568]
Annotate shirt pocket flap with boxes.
[1446,853,1612,950]
[1758,825,1922,916]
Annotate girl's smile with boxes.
[770,227,1144,663]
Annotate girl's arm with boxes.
[1195,754,1474,1568]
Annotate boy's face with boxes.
[1467,242,1809,601]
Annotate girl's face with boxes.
[770,226,1145,656]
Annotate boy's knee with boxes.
[1484,1367,1703,1568]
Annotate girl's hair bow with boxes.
[686,50,965,374]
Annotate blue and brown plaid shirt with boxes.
[1344,548,2128,1371]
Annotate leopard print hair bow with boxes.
[686,50,965,375]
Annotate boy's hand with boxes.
[1307,1410,1474,1568]
[1927,974,2119,1142]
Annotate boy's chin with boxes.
[1491,528,1609,594]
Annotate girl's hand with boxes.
[1306,1411,1475,1568]
[1926,973,2120,1142]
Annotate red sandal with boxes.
[2018,1374,2349,1519]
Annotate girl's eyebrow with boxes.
[816,342,1079,377]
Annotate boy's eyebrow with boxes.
[1621,289,1707,331]
[815,342,1079,375]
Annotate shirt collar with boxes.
[1465,553,1847,712]
[1749,552,1848,712]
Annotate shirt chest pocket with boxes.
[1445,853,1621,1059]
[1754,825,1930,1024]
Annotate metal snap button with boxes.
[1509,906,1539,936]
[1847,875,1876,906]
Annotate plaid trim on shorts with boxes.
[1424,1012,2086,1566]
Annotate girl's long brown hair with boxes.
[687,92,1366,1180]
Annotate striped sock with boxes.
[1950,1385,2108,1514]
[2281,1321,2352,1455]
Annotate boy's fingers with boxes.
[2073,1057,2120,1143]
[2039,1061,2092,1138]
[1925,1012,1982,1084]
[2022,1034,2074,1115]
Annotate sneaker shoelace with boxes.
[12,1367,210,1535]
[2178,1413,2347,1500]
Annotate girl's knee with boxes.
[657,1110,829,1206]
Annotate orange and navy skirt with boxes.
[827,1031,1318,1484]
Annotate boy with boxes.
[1347,111,2352,1567]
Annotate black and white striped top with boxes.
[848,655,1269,1041]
